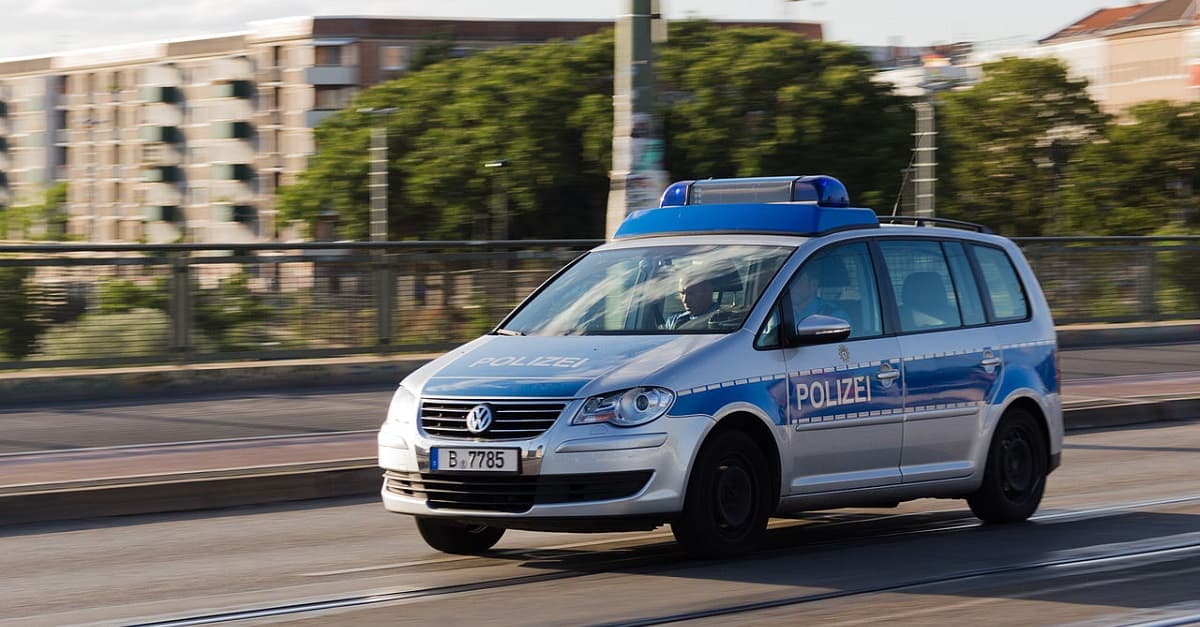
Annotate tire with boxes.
[671,429,772,558]
[967,408,1048,524]
[415,518,506,554]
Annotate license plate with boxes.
[430,447,520,473]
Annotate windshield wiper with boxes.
[494,328,525,336]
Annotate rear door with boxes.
[876,238,998,483]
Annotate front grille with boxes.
[420,399,566,440]
[384,470,654,513]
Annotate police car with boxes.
[379,175,1062,558]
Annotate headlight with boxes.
[572,387,674,428]
[385,385,418,426]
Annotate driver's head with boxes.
[678,275,714,315]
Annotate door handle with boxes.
[980,357,1001,367]
[876,369,900,381]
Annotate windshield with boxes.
[501,244,793,336]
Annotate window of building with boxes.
[315,45,343,67]
[313,86,354,109]
[381,46,408,70]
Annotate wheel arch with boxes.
[704,410,783,510]
[1001,395,1054,471]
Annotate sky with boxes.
[0,0,1134,61]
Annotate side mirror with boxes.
[792,314,851,345]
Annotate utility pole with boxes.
[605,0,669,238]
[913,100,936,218]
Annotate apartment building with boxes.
[1037,0,1200,114]
[0,16,821,243]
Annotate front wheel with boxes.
[415,518,506,554]
[967,408,1048,523]
[671,430,772,558]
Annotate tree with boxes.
[0,267,38,358]
[279,31,615,240]
[658,22,912,210]
[409,31,458,72]
[1060,101,1200,235]
[0,182,69,241]
[278,22,917,239]
[937,57,1106,236]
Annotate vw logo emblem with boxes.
[465,404,494,434]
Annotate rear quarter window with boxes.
[971,245,1029,322]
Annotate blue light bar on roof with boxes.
[659,175,850,208]
[613,202,879,239]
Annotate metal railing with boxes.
[1014,236,1200,325]
[0,236,1197,369]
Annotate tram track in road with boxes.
[598,540,1200,627]
[120,493,1200,626]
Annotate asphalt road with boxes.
[1,342,1198,455]
[3,419,1198,626]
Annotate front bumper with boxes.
[378,408,713,520]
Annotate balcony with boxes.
[212,162,254,181]
[211,203,255,223]
[142,144,183,166]
[304,65,356,86]
[141,165,182,183]
[258,109,282,127]
[212,79,253,99]
[140,125,182,143]
[139,85,182,104]
[305,109,338,128]
[211,120,254,140]
[256,67,281,84]
[141,205,181,222]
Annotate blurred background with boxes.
[0,0,1198,367]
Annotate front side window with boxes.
[501,244,793,336]
[783,242,883,340]
[879,239,963,333]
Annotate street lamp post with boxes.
[358,107,397,242]
[484,159,509,241]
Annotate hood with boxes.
[411,334,724,398]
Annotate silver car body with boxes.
[379,228,1062,527]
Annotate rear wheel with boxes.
[671,430,772,558]
[967,408,1048,523]
[415,518,505,554]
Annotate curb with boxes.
[0,465,380,527]
[1,322,1197,405]
[0,355,439,405]
[2,400,1196,529]
[1055,321,1200,349]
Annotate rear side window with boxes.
[879,240,962,333]
[944,242,986,326]
[971,245,1029,322]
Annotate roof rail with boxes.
[878,216,992,234]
